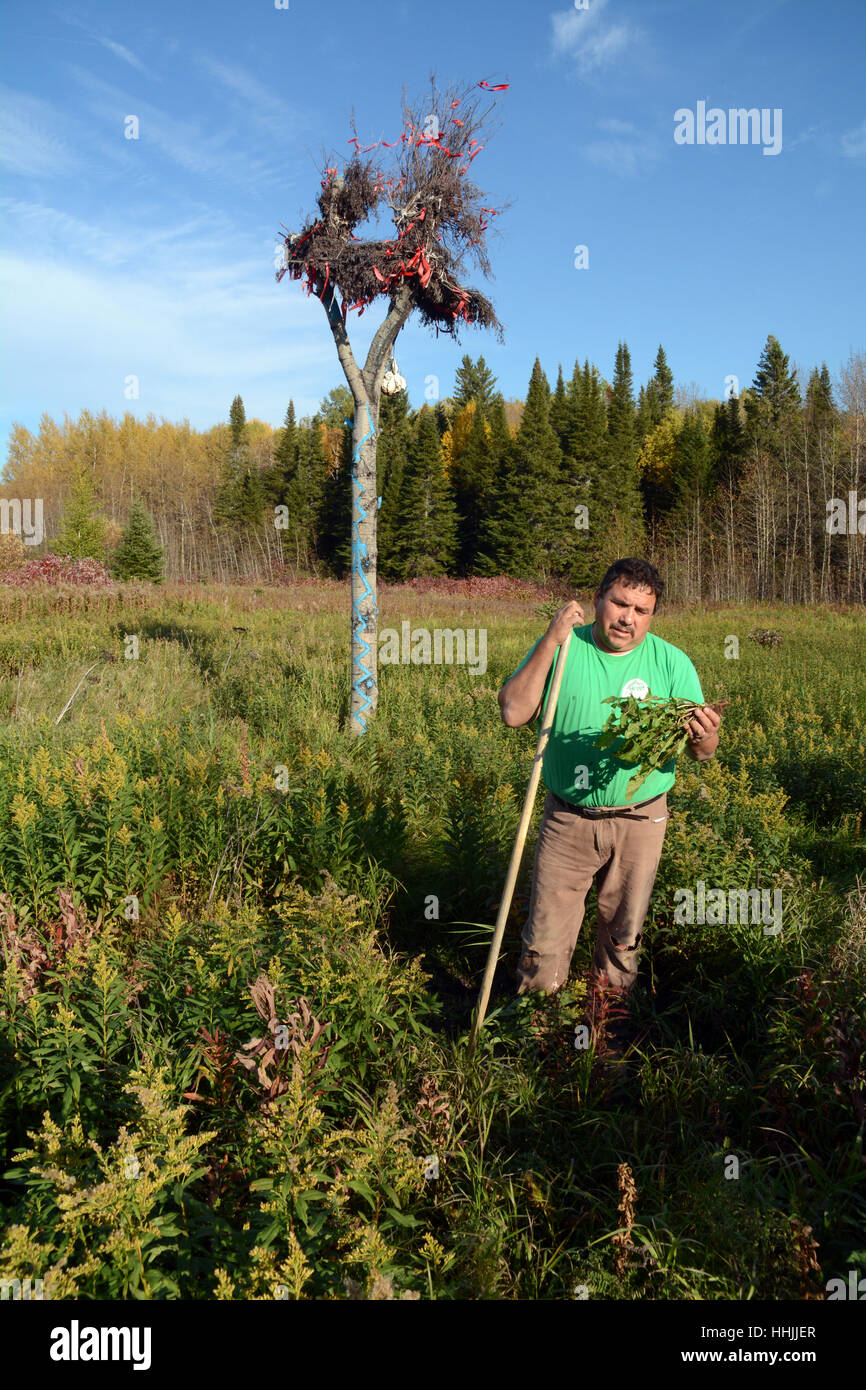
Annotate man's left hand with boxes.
[685,705,722,759]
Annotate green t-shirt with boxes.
[507,623,705,806]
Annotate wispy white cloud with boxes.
[551,0,644,76]
[97,36,152,76]
[53,8,155,79]
[195,55,301,132]
[719,0,798,50]
[0,87,83,177]
[785,123,824,152]
[841,119,866,158]
[0,246,336,434]
[596,117,638,135]
[0,81,159,189]
[1,199,131,266]
[583,118,660,177]
[1,198,223,269]
[66,65,294,194]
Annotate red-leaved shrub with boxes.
[1,554,113,586]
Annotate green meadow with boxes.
[0,581,863,1300]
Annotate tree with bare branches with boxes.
[277,76,509,735]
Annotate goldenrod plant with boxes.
[0,583,863,1299]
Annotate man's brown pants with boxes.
[515,790,670,995]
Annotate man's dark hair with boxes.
[597,558,664,609]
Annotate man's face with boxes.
[592,578,656,652]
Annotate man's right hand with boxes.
[546,600,585,647]
[499,599,585,728]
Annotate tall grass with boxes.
[0,582,863,1299]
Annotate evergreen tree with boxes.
[636,346,674,446]
[229,393,246,450]
[602,341,645,551]
[563,361,609,587]
[805,364,844,589]
[744,334,801,456]
[377,389,414,579]
[652,345,675,415]
[53,471,109,562]
[560,347,646,582]
[663,409,711,595]
[550,365,569,455]
[453,354,497,413]
[606,342,637,474]
[237,468,267,528]
[316,420,353,576]
[304,416,329,554]
[214,394,266,527]
[476,359,564,579]
[390,406,458,577]
[112,498,165,582]
[709,392,747,490]
[805,363,837,451]
[446,356,502,572]
[670,409,711,504]
[278,414,329,571]
[450,401,495,573]
[635,382,655,447]
[563,358,582,454]
[433,400,451,439]
[268,400,299,505]
[486,392,512,462]
[751,335,801,420]
[566,360,608,480]
[270,399,309,566]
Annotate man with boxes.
[497,557,722,1052]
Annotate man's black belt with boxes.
[551,791,664,819]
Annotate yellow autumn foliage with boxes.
[637,412,682,486]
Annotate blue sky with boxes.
[1,0,864,455]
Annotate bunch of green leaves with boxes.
[594,692,728,800]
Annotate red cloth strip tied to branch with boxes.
[277,81,508,334]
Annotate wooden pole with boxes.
[467,628,573,1055]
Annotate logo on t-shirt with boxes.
[621,678,649,699]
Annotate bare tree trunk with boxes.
[315,277,413,735]
[803,416,815,604]
[350,401,380,728]
[840,353,865,601]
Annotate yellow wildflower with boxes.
[11,795,37,831]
